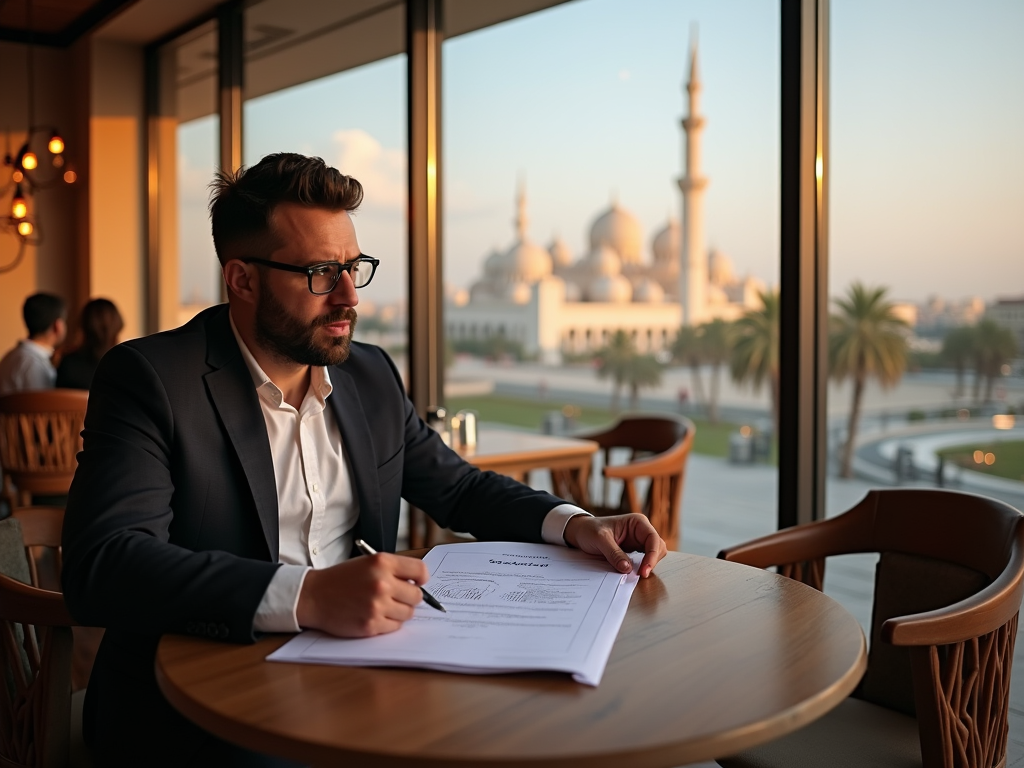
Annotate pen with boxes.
[354,539,447,613]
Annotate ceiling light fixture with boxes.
[2,0,77,274]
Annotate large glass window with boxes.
[443,0,782,554]
[243,0,408,377]
[826,0,1024,727]
[155,19,221,328]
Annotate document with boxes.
[268,541,642,686]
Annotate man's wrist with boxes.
[541,504,592,547]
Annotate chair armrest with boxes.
[882,523,1024,646]
[602,451,681,480]
[717,509,871,568]
[0,573,76,627]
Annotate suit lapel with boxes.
[326,366,385,552]
[203,309,280,560]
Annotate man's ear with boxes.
[223,260,258,305]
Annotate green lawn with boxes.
[445,394,742,458]
[938,440,1024,482]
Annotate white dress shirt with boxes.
[229,319,590,633]
[0,339,56,395]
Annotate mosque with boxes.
[446,41,765,365]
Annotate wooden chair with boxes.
[0,390,88,509]
[716,489,1024,768]
[0,516,85,767]
[575,414,695,550]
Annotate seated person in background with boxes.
[0,292,66,395]
[61,153,667,768]
[56,298,124,390]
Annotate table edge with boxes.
[155,553,869,767]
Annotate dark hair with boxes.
[208,153,364,265]
[79,298,124,360]
[23,293,66,337]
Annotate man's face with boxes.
[253,204,361,367]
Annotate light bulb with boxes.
[12,170,23,183]
[52,155,64,168]
[48,135,64,154]
[21,152,38,171]
[63,170,77,184]
[17,221,33,237]
[12,196,28,219]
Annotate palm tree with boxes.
[625,354,664,410]
[699,319,732,423]
[973,320,1018,403]
[670,325,707,412]
[941,325,976,400]
[730,290,781,433]
[595,330,635,411]
[830,283,909,479]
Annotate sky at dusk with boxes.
[177,0,1024,308]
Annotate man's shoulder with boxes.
[118,306,225,365]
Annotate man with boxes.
[62,153,666,766]
[0,292,66,394]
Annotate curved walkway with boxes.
[853,419,1024,507]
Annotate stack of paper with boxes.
[268,541,641,686]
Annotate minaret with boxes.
[515,176,528,241]
[677,35,709,325]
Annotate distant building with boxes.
[986,297,1024,351]
[447,38,764,364]
[916,295,986,334]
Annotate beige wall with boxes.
[87,40,147,342]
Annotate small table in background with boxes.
[408,427,598,548]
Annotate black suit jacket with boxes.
[62,305,562,765]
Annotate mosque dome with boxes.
[507,282,533,305]
[482,248,504,279]
[564,281,583,302]
[583,245,622,278]
[469,281,494,303]
[652,218,680,264]
[589,274,633,303]
[548,237,574,270]
[499,240,553,284]
[632,278,664,304]
[588,202,644,264]
[709,248,736,287]
[707,283,729,306]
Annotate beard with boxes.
[255,281,358,367]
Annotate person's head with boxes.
[22,293,67,346]
[79,298,124,360]
[210,153,369,367]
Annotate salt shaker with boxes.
[455,409,478,449]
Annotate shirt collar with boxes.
[228,312,333,409]
[22,339,54,358]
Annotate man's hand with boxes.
[563,513,667,578]
[295,553,428,637]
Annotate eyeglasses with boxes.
[241,255,380,294]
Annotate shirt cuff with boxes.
[541,503,593,546]
[254,564,310,633]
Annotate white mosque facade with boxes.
[446,41,765,365]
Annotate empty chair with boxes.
[0,515,87,767]
[0,390,87,509]
[576,414,695,550]
[716,489,1024,768]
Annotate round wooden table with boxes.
[155,552,866,767]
